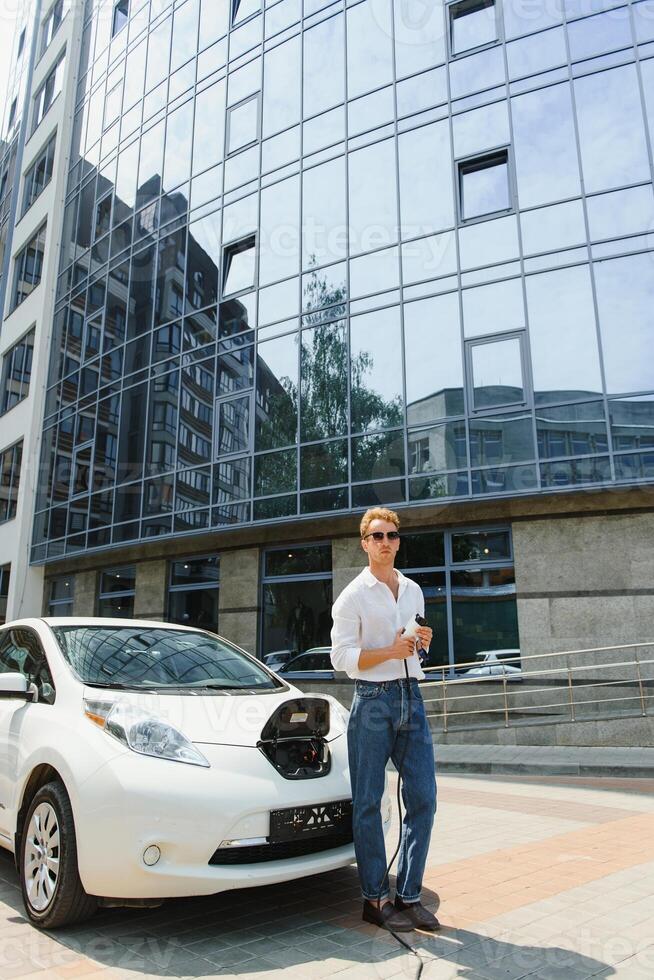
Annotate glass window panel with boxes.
[220,290,255,338]
[187,210,220,308]
[463,278,525,338]
[526,265,604,404]
[614,451,654,482]
[168,589,218,631]
[346,0,393,99]
[300,440,347,489]
[266,0,301,37]
[453,100,510,160]
[512,84,580,209]
[217,395,250,454]
[458,213,519,269]
[402,234,457,288]
[163,100,193,191]
[255,332,298,449]
[255,448,296,496]
[254,494,294,519]
[568,8,632,61]
[227,94,259,154]
[223,236,256,296]
[449,44,504,99]
[262,579,332,658]
[503,0,562,39]
[302,157,347,269]
[540,454,611,487]
[300,487,347,513]
[409,470,469,501]
[587,185,654,242]
[634,0,654,42]
[262,35,300,137]
[594,253,654,395]
[610,395,654,452]
[116,140,139,211]
[262,126,300,173]
[399,121,454,238]
[218,346,254,394]
[351,431,405,483]
[265,544,331,577]
[470,413,534,466]
[451,567,518,667]
[301,320,347,440]
[350,307,403,433]
[394,534,445,570]
[453,530,511,563]
[404,293,464,423]
[396,67,447,118]
[259,174,298,285]
[136,121,165,207]
[470,337,525,410]
[349,137,397,254]
[450,0,498,55]
[506,26,566,79]
[520,199,586,255]
[145,16,172,92]
[303,105,344,154]
[193,80,226,175]
[303,14,344,118]
[574,66,650,194]
[350,247,399,299]
[171,0,199,72]
[233,0,260,26]
[394,0,446,78]
[351,479,406,508]
[408,421,467,473]
[348,87,394,137]
[536,401,608,459]
[459,151,510,221]
[214,457,250,503]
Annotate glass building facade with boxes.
[30,0,654,564]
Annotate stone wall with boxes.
[218,547,260,654]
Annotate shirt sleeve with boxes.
[330,590,362,677]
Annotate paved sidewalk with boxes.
[0,772,653,979]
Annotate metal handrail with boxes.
[419,640,654,732]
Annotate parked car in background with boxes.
[462,649,522,677]
[279,647,334,680]
[0,620,372,929]
[263,649,293,671]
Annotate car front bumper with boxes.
[74,736,389,899]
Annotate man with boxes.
[331,507,439,933]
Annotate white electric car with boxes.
[0,619,379,929]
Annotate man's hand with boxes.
[389,630,416,660]
[416,625,433,651]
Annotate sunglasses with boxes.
[363,531,401,542]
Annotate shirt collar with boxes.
[362,566,409,595]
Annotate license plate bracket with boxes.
[269,799,352,842]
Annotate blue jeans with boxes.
[347,678,437,903]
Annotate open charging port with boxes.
[257,698,331,780]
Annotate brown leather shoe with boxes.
[394,898,441,931]
[362,900,414,932]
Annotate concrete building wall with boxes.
[134,561,167,620]
[513,512,654,661]
[218,547,260,654]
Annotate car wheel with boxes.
[20,780,97,929]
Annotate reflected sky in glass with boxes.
[471,337,524,410]
[302,156,347,269]
[394,0,446,77]
[512,83,580,208]
[262,34,300,138]
[520,199,586,255]
[594,253,654,395]
[303,14,344,118]
[349,137,397,254]
[404,292,464,423]
[451,1,497,55]
[463,278,525,337]
[399,120,454,237]
[460,155,509,220]
[350,306,403,433]
[347,0,394,99]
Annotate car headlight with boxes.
[84,699,210,768]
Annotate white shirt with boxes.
[330,566,426,681]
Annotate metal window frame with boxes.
[225,92,261,158]
[21,129,57,217]
[111,0,130,39]
[456,145,515,225]
[0,325,36,416]
[465,330,531,415]
[447,0,502,60]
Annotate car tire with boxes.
[20,780,97,929]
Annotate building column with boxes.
[332,536,366,601]
[72,571,97,616]
[218,548,260,656]
[134,560,167,620]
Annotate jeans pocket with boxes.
[355,682,384,700]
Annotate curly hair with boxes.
[359,507,400,539]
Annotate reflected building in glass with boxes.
[1,0,654,675]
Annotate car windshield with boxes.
[51,626,281,691]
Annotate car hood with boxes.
[82,685,342,746]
